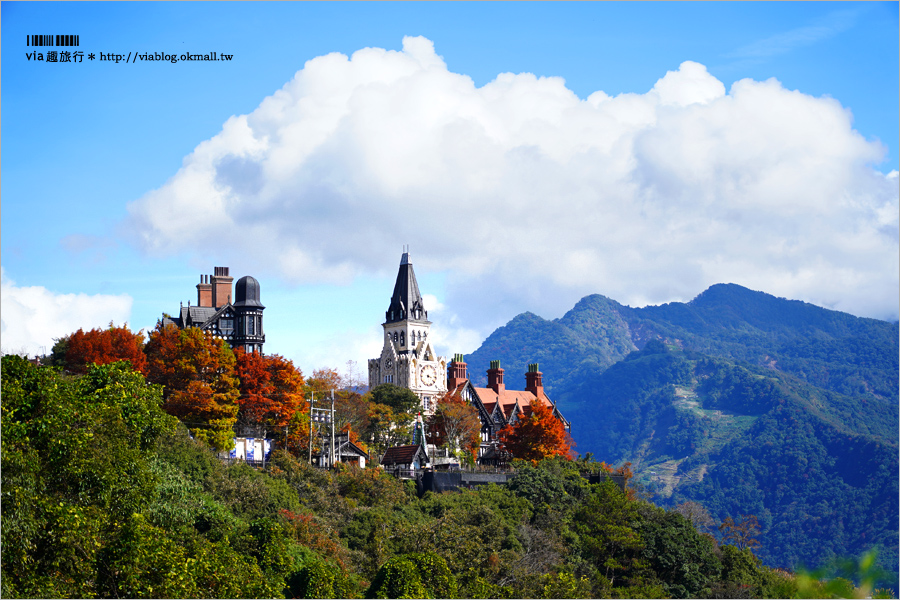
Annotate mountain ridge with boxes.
[463,282,899,582]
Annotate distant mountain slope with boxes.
[464,283,899,583]
[559,341,898,584]
[465,283,898,402]
[464,295,637,393]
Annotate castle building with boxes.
[160,266,265,353]
[369,251,570,463]
[447,357,571,461]
[368,250,448,414]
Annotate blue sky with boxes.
[2,2,898,377]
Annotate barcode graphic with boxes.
[27,34,80,47]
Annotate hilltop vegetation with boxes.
[465,284,899,589]
[5,355,885,599]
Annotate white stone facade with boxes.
[368,251,448,415]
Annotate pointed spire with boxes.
[386,247,428,323]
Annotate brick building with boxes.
[160,266,265,353]
[447,357,571,462]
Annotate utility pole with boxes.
[308,392,314,465]
[330,390,336,469]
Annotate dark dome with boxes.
[233,275,264,307]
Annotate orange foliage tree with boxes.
[305,367,343,401]
[144,324,239,451]
[426,391,481,460]
[234,348,305,439]
[303,367,372,453]
[59,323,148,375]
[498,398,575,464]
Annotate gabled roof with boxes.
[338,439,369,459]
[381,444,428,466]
[199,303,235,328]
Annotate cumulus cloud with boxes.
[0,268,133,357]
[125,36,899,330]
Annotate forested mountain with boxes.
[464,284,899,587]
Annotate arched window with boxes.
[393,332,398,343]
[400,331,405,346]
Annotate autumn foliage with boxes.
[427,391,481,460]
[60,324,148,375]
[144,324,239,451]
[498,398,575,464]
[234,348,305,436]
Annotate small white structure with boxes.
[229,437,272,463]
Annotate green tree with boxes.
[368,383,421,415]
[1,356,177,597]
[637,507,722,598]
[572,479,648,593]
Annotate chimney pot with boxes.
[487,360,505,394]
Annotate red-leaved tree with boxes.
[498,398,575,464]
[234,348,305,438]
[144,324,238,451]
[60,323,148,375]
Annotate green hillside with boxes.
[463,284,899,586]
[11,355,867,599]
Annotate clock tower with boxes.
[368,249,448,414]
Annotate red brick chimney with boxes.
[448,354,469,390]
[210,266,233,308]
[525,363,544,399]
[487,360,505,394]
[196,274,213,308]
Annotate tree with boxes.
[427,391,481,459]
[305,367,343,402]
[368,383,420,415]
[1,356,177,598]
[332,390,369,447]
[719,514,761,552]
[673,500,715,534]
[144,324,239,451]
[365,404,413,457]
[234,349,305,437]
[498,399,575,464]
[58,323,148,375]
[637,507,722,598]
[572,479,647,593]
[362,384,420,457]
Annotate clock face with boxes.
[420,364,437,386]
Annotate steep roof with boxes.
[385,251,428,324]
[381,444,427,466]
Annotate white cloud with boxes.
[422,293,484,358]
[0,268,133,357]
[125,36,899,330]
[729,9,860,60]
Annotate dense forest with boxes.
[466,284,899,590]
[2,355,889,599]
